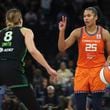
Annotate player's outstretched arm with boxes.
[21,28,57,78]
[58,16,81,52]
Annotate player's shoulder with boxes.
[98,25,110,41]
[71,27,83,39]
[20,27,34,36]
[99,25,109,34]
[73,27,82,32]
[101,27,110,36]
[21,27,33,33]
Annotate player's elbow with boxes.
[58,46,66,52]
[29,51,35,56]
[58,42,67,52]
[28,48,36,55]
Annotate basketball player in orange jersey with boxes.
[58,7,110,110]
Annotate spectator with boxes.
[42,85,59,110]
[57,62,73,86]
[68,60,75,75]
[24,6,38,28]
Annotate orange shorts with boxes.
[74,67,106,93]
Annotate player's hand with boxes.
[107,56,110,65]
[106,40,110,55]
[47,67,57,81]
[59,16,67,31]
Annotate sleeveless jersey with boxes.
[77,26,106,68]
[0,26,28,88]
[0,27,27,62]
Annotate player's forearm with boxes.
[31,49,51,70]
[58,30,66,52]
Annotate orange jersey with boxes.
[77,26,106,68]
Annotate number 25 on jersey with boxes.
[85,44,97,52]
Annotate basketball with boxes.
[100,66,110,85]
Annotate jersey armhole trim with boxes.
[100,26,103,39]
[79,27,83,38]
[78,27,83,42]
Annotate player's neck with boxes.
[7,24,22,28]
[86,25,97,34]
[7,22,22,28]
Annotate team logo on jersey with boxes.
[0,47,14,53]
[96,34,101,39]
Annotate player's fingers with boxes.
[62,16,65,22]
[64,16,67,23]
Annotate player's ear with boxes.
[20,18,23,26]
[95,15,98,21]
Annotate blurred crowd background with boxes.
[0,0,110,110]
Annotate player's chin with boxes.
[85,23,91,27]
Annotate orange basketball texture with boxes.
[100,66,110,85]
